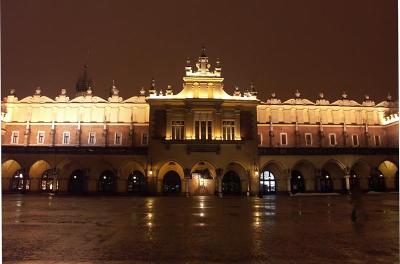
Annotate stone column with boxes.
[216,168,223,197]
[214,109,222,140]
[184,168,190,197]
[166,109,172,140]
[344,174,350,193]
[246,170,251,196]
[234,109,241,140]
[287,169,292,194]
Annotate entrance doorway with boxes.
[163,171,181,194]
[222,171,241,195]
[98,170,116,193]
[68,170,85,194]
[10,170,29,192]
[291,170,305,193]
[260,170,276,194]
[127,171,146,193]
[320,170,333,192]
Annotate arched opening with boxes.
[291,170,305,193]
[68,170,85,194]
[98,170,116,193]
[127,170,146,193]
[378,160,398,190]
[349,170,360,191]
[163,171,181,194]
[369,169,385,192]
[222,171,241,195]
[320,169,333,193]
[10,170,30,192]
[350,160,371,190]
[40,169,58,192]
[260,170,276,195]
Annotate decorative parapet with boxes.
[382,113,399,125]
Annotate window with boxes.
[374,135,381,147]
[141,133,149,145]
[114,133,122,145]
[62,132,70,144]
[329,133,336,146]
[222,120,235,140]
[171,121,184,140]
[11,131,19,144]
[88,132,96,144]
[305,133,312,146]
[37,131,45,144]
[280,133,287,146]
[352,134,359,147]
[195,121,212,140]
[257,133,263,146]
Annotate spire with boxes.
[76,64,94,96]
[148,77,156,95]
[201,46,207,57]
[110,80,119,96]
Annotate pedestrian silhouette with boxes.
[350,184,362,222]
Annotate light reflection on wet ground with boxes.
[2,194,399,263]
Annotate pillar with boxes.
[344,174,350,193]
[184,168,190,197]
[287,176,292,194]
[216,168,223,197]
[234,109,241,140]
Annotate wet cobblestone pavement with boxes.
[2,193,399,263]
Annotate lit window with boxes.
[329,133,336,146]
[88,132,96,144]
[141,133,149,145]
[374,135,381,147]
[37,131,45,144]
[11,131,19,144]
[352,134,359,147]
[63,132,70,144]
[171,121,184,140]
[195,120,212,140]
[115,133,122,145]
[305,133,312,146]
[280,133,287,146]
[222,120,235,140]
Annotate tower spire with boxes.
[75,64,94,96]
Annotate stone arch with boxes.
[320,159,346,192]
[378,160,398,190]
[55,159,86,192]
[119,160,146,193]
[28,160,52,192]
[292,159,317,192]
[260,160,288,193]
[350,159,372,190]
[158,161,185,194]
[2,159,23,192]
[190,161,217,195]
[223,161,249,195]
[98,170,116,193]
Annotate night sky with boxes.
[2,0,398,102]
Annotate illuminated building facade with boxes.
[1,48,399,195]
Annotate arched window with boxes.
[163,171,181,194]
[260,170,276,194]
[99,170,116,193]
[320,169,333,193]
[68,170,85,194]
[291,170,305,193]
[10,170,29,192]
[40,169,58,192]
[222,171,241,195]
[127,171,146,193]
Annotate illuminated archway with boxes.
[2,159,23,192]
[378,160,398,190]
[40,169,58,192]
[10,170,30,192]
[260,170,276,195]
[260,160,287,193]
[190,161,216,195]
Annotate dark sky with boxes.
[2,0,398,102]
